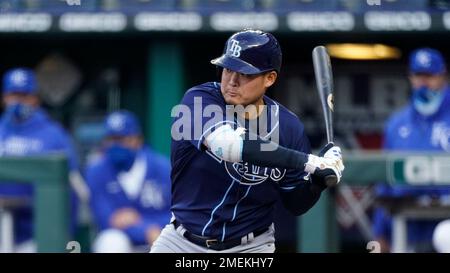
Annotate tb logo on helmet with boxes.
[228,39,242,58]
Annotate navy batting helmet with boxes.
[211,29,282,75]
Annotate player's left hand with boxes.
[319,142,344,170]
[319,142,341,158]
[311,143,344,189]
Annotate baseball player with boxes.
[150,30,345,253]
[86,110,171,252]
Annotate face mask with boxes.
[105,143,137,172]
[4,103,36,123]
[412,86,445,116]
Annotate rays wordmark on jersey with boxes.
[206,150,286,185]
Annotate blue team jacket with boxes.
[374,85,450,248]
[0,108,79,243]
[85,146,171,245]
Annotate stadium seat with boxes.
[72,116,105,166]
[18,0,97,14]
[0,0,19,12]
[341,0,428,13]
[429,0,450,11]
[256,0,341,12]
[178,0,256,13]
[100,0,176,12]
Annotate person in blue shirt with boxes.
[373,48,450,252]
[0,67,81,252]
[86,110,171,253]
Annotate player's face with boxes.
[220,68,277,106]
[409,73,447,91]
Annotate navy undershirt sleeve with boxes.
[241,132,327,216]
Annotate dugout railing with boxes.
[1,152,449,252]
[299,152,450,253]
[0,155,70,253]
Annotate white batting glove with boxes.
[324,146,342,160]
[304,154,343,179]
[322,146,344,173]
[304,142,345,185]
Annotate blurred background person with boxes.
[86,110,171,253]
[0,67,82,252]
[372,48,450,253]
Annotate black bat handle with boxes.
[325,175,338,187]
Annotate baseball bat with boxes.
[312,45,338,187]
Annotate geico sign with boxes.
[404,156,450,185]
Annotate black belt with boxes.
[172,219,269,251]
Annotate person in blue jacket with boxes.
[373,48,450,252]
[0,67,81,252]
[86,110,171,253]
